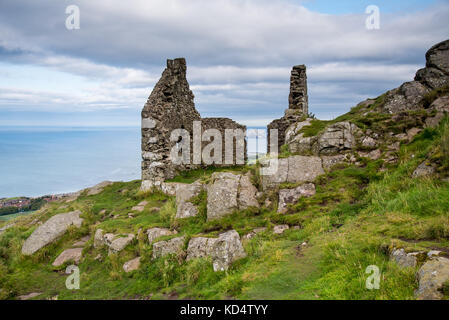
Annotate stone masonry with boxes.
[141,58,247,190]
[267,65,309,153]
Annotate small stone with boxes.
[278,183,316,213]
[390,248,417,268]
[413,161,435,178]
[123,257,141,273]
[94,229,104,248]
[17,292,42,300]
[428,250,442,258]
[52,248,83,267]
[273,225,290,234]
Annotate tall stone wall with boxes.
[267,65,309,153]
[141,58,247,190]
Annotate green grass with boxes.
[1,116,449,300]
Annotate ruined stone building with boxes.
[267,65,309,153]
[141,59,310,190]
[141,58,246,190]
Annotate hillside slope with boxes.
[1,40,449,301]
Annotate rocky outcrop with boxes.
[318,122,360,155]
[206,172,259,220]
[123,257,141,273]
[278,183,316,213]
[175,181,203,219]
[22,210,84,255]
[384,39,449,113]
[52,248,83,267]
[147,227,177,244]
[152,236,185,259]
[416,257,449,300]
[86,181,113,196]
[415,39,449,90]
[261,155,324,190]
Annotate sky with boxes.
[0,0,449,127]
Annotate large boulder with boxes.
[278,183,316,213]
[261,155,324,190]
[52,248,83,267]
[22,210,84,255]
[416,257,449,300]
[206,172,259,220]
[152,236,185,259]
[175,181,203,219]
[424,39,449,75]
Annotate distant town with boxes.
[0,194,72,216]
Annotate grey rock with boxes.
[361,136,377,148]
[359,149,382,160]
[22,210,83,255]
[424,39,449,75]
[123,257,141,273]
[147,227,177,244]
[390,248,417,268]
[94,229,104,248]
[175,181,203,219]
[273,225,290,234]
[238,174,260,209]
[261,156,324,190]
[17,292,42,300]
[383,81,429,113]
[413,161,435,178]
[416,257,449,300]
[318,122,360,155]
[108,234,135,254]
[207,172,240,220]
[278,183,316,213]
[211,230,247,272]
[52,248,83,267]
[131,200,148,212]
[321,155,346,171]
[152,236,185,259]
[186,237,218,260]
[243,227,267,240]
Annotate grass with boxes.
[1,115,449,300]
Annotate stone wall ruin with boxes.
[141,58,247,190]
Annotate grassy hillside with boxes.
[0,115,448,300]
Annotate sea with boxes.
[0,126,267,198]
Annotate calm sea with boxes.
[0,126,141,198]
[0,126,267,198]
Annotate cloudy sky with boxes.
[0,0,448,127]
